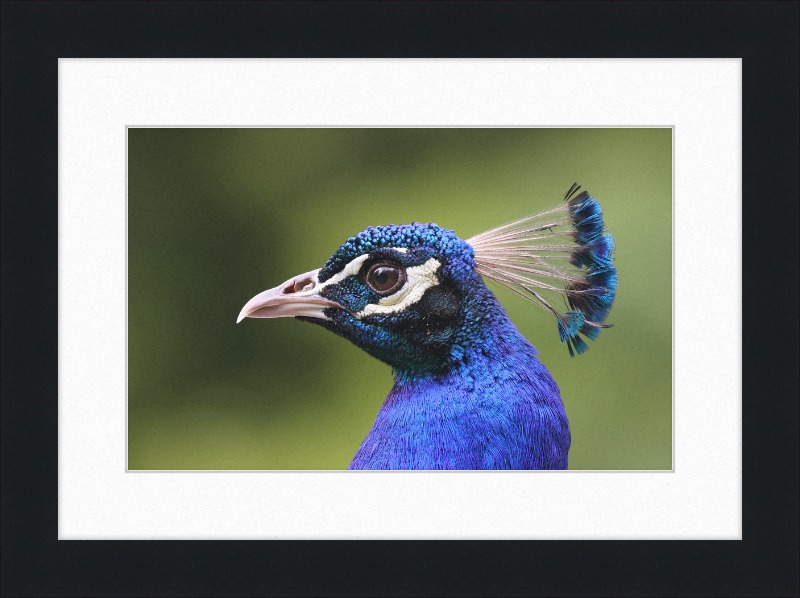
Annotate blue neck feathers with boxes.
[348,292,571,470]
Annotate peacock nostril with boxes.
[284,277,315,294]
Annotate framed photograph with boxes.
[3,2,797,596]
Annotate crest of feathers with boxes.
[467,183,617,356]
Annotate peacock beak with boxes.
[236,269,344,323]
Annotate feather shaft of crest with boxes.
[467,183,617,356]
[467,207,570,245]
[469,220,573,245]
[478,264,580,293]
[476,264,563,295]
[475,265,562,315]
[476,256,585,278]
[476,259,586,285]
[470,233,577,247]
[472,244,581,253]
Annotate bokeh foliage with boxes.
[128,128,672,470]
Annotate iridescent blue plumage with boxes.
[566,190,618,338]
[349,338,569,470]
[237,184,616,470]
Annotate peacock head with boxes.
[237,184,617,376]
[237,223,483,374]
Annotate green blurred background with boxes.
[128,128,672,470]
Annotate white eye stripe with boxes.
[314,248,408,291]
[320,254,370,289]
[357,257,441,318]
[285,250,439,318]
[291,248,409,294]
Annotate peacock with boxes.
[237,184,616,470]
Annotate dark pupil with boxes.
[372,267,397,290]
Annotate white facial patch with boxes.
[357,257,441,318]
[307,247,408,292]
[318,254,370,289]
[278,251,440,320]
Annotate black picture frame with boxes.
[2,2,797,596]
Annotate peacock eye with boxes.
[366,263,406,296]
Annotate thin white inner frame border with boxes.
[59,59,741,539]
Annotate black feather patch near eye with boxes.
[366,263,406,296]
